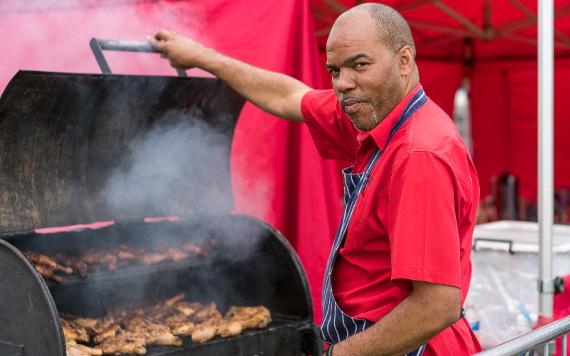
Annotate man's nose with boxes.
[334,69,357,92]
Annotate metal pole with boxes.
[538,0,554,317]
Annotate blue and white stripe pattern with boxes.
[320,88,428,353]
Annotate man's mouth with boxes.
[342,99,365,114]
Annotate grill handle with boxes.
[89,38,187,77]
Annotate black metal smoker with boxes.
[0,40,322,356]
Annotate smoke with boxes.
[99,110,234,218]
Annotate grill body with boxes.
[0,71,322,356]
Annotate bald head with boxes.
[336,3,415,56]
[325,3,419,131]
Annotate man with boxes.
[149,3,482,355]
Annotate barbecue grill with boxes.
[0,42,322,355]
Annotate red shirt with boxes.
[301,85,482,355]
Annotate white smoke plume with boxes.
[99,111,235,218]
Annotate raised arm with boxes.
[148,29,311,122]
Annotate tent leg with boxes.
[538,0,554,318]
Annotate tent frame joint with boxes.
[537,278,556,294]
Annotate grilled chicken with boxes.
[215,321,242,338]
[141,253,167,265]
[225,306,272,329]
[89,316,119,336]
[190,325,216,344]
[171,321,196,336]
[164,248,189,262]
[34,264,64,283]
[55,255,88,278]
[24,251,73,273]
[193,302,222,323]
[116,245,137,262]
[66,339,102,356]
[60,294,270,354]
[180,242,206,256]
[72,317,99,331]
[93,324,121,344]
[175,302,196,317]
[61,318,90,343]
[98,333,147,355]
[124,318,182,346]
[24,237,214,281]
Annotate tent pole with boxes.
[538,0,554,317]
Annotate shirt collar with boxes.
[356,84,422,151]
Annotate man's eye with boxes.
[354,63,369,70]
[328,68,339,77]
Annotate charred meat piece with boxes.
[117,245,137,263]
[24,251,74,274]
[225,306,272,329]
[180,242,207,256]
[164,248,189,262]
[171,321,196,336]
[24,250,75,282]
[55,254,88,278]
[93,324,122,344]
[66,339,102,356]
[80,249,119,272]
[97,333,147,355]
[86,315,120,337]
[175,302,196,317]
[192,302,222,323]
[34,264,64,283]
[124,318,182,347]
[61,318,90,343]
[190,324,216,344]
[140,252,167,265]
[215,321,242,338]
[72,317,99,330]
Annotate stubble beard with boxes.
[348,103,382,131]
[369,104,382,129]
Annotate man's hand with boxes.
[148,29,214,70]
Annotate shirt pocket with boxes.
[343,185,371,250]
[344,187,388,251]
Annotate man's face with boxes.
[326,12,403,131]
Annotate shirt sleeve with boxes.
[301,89,359,161]
[386,150,462,289]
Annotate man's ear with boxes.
[399,46,414,77]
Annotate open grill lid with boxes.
[0,71,245,234]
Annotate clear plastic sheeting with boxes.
[465,221,570,348]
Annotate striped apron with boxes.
[321,89,428,355]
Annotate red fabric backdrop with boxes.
[471,59,570,199]
[0,0,341,322]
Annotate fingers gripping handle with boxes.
[90,38,187,77]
